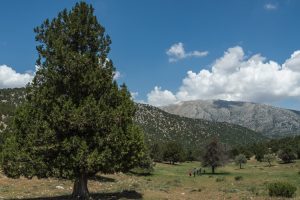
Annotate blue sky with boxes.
[1,0,300,109]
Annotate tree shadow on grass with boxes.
[128,170,153,176]
[200,172,231,176]
[90,174,116,182]
[8,190,142,200]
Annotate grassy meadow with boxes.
[0,159,299,200]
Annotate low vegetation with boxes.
[267,182,297,198]
[0,160,299,199]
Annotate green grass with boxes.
[0,159,299,199]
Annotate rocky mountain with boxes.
[161,99,300,137]
[135,103,266,149]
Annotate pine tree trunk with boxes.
[240,163,242,169]
[212,166,215,174]
[72,173,89,199]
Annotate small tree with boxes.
[163,141,184,164]
[186,149,199,162]
[278,147,296,163]
[252,144,268,162]
[1,2,145,198]
[235,154,247,169]
[202,138,227,174]
[263,153,276,167]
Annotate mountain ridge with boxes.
[161,99,300,137]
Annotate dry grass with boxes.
[0,159,299,199]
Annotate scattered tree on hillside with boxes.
[278,147,296,164]
[202,138,228,174]
[185,148,202,162]
[263,153,276,167]
[163,141,184,164]
[1,2,146,198]
[252,144,268,162]
[229,147,240,159]
[235,154,247,169]
[296,144,300,159]
[149,142,164,162]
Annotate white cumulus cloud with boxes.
[166,42,208,62]
[0,65,34,88]
[147,86,177,106]
[130,91,139,100]
[147,46,300,106]
[113,71,122,80]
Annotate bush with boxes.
[234,176,243,181]
[215,177,225,182]
[267,182,297,198]
[247,186,259,196]
[278,147,296,163]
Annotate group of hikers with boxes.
[189,168,206,177]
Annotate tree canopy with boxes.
[234,154,247,169]
[202,138,227,174]
[163,141,184,164]
[1,2,146,198]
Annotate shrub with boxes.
[247,186,259,196]
[216,177,225,182]
[267,182,297,198]
[234,176,243,181]
[278,147,296,163]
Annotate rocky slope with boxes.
[135,103,266,148]
[0,88,26,132]
[162,99,300,137]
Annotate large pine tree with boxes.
[1,2,145,198]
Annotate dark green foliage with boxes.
[295,144,300,159]
[163,141,184,164]
[236,135,300,161]
[1,2,145,198]
[252,143,268,162]
[185,148,201,162]
[229,147,240,159]
[131,150,154,175]
[267,182,297,198]
[136,150,154,173]
[278,147,297,163]
[266,136,300,155]
[230,146,252,160]
[202,138,228,174]
[234,154,247,169]
[149,142,164,162]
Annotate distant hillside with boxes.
[135,103,266,149]
[162,99,300,138]
[0,88,265,148]
[0,88,26,131]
